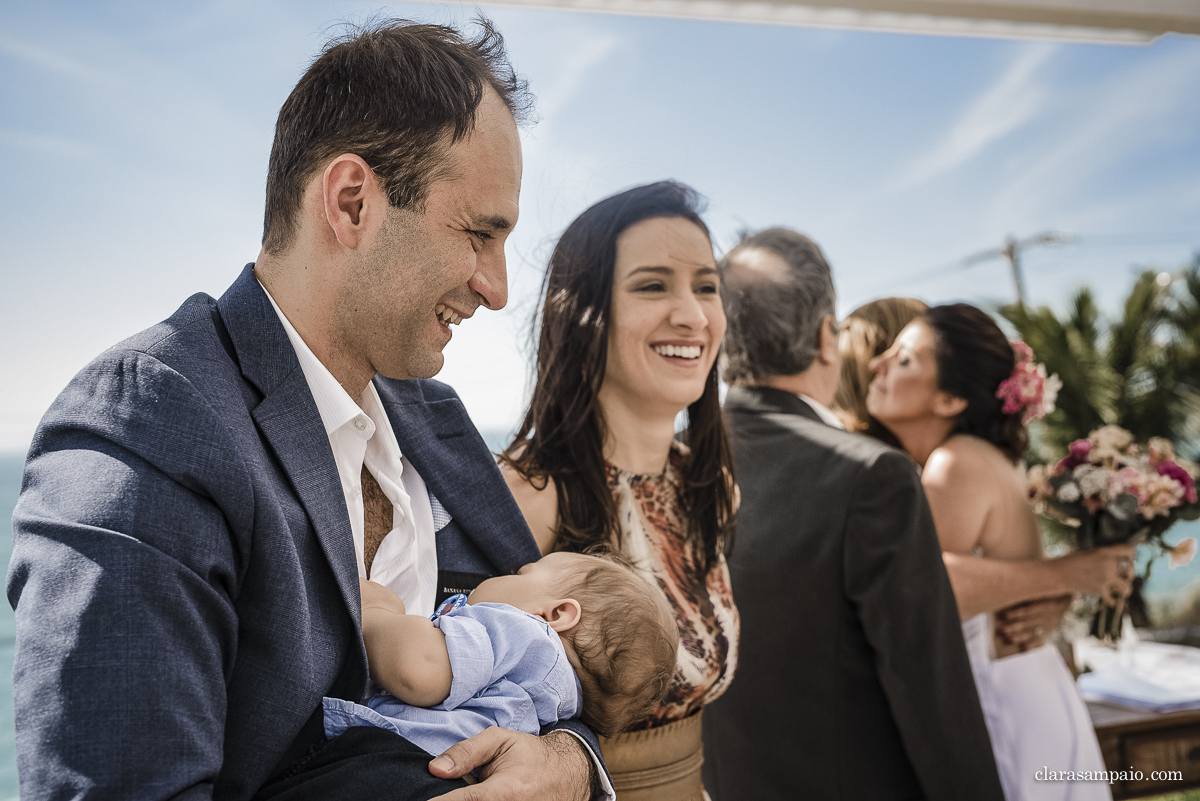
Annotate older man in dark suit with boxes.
[701,228,1003,801]
[8,20,606,801]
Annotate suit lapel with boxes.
[217,265,361,628]
[379,381,540,575]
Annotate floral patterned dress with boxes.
[605,447,739,728]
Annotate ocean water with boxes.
[1,452,23,800]
[1,445,1197,795]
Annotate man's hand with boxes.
[995,594,1073,650]
[428,727,594,801]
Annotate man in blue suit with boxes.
[8,19,606,801]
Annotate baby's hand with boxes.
[359,577,407,616]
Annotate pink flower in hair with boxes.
[995,341,1060,424]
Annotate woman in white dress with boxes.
[868,303,1130,801]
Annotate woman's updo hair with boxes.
[922,303,1029,462]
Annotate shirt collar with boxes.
[259,279,372,438]
[797,394,846,429]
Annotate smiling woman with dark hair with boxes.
[500,180,738,801]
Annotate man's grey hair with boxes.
[719,227,836,383]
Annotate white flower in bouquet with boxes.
[1142,473,1187,519]
[1148,437,1176,464]
[1074,464,1109,499]
[1090,426,1134,464]
[1056,482,1082,503]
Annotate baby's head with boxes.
[468,551,678,735]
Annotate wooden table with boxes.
[1088,700,1200,798]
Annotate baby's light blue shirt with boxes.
[323,602,583,756]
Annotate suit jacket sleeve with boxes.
[7,350,246,800]
[842,449,1005,801]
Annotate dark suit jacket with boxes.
[702,386,1003,801]
[7,265,599,801]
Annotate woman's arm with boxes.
[359,578,453,707]
[944,548,1133,620]
[921,443,1134,620]
[501,465,560,555]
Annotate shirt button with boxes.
[353,419,366,431]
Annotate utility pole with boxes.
[961,231,1072,307]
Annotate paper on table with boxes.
[1076,640,1200,712]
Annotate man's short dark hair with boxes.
[719,227,836,383]
[262,17,533,255]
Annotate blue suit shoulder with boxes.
[27,291,255,531]
[374,375,463,406]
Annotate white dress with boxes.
[962,614,1112,801]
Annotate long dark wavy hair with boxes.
[923,303,1029,462]
[501,181,735,572]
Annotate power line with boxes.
[874,231,1199,298]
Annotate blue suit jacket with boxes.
[8,265,595,800]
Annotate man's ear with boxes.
[321,154,382,250]
[933,391,968,419]
[819,315,840,364]
[545,598,582,634]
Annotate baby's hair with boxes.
[553,551,679,736]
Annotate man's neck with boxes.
[760,370,835,408]
[255,250,375,400]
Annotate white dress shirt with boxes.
[261,283,438,617]
[798,394,846,429]
[261,282,616,798]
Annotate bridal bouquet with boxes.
[1027,426,1200,643]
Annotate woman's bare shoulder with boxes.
[924,435,995,490]
[500,462,559,555]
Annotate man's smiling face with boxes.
[342,87,522,382]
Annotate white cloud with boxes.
[988,44,1200,230]
[0,34,112,84]
[0,128,103,163]
[886,42,1054,195]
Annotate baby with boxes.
[323,551,680,756]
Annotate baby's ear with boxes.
[545,598,582,633]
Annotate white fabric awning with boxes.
[489,0,1200,43]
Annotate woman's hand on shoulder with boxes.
[921,439,992,555]
[501,464,560,555]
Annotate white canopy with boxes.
[490,0,1200,43]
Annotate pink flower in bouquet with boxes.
[1169,537,1197,569]
[1156,460,1198,503]
[995,341,1060,425]
[1141,473,1187,519]
[1109,466,1148,506]
[1058,439,1092,472]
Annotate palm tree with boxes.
[1000,256,1200,462]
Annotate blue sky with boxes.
[2,1,1199,451]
